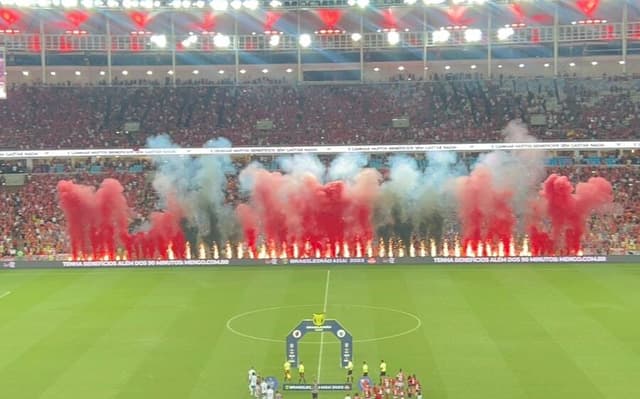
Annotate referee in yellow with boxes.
[379,360,387,384]
[283,360,292,381]
[362,361,369,377]
[345,359,354,383]
[298,361,306,383]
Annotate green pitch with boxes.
[1,264,640,398]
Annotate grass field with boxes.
[1,264,640,399]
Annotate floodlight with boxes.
[269,34,280,47]
[243,0,258,9]
[432,28,450,43]
[150,34,167,48]
[351,32,362,42]
[210,0,227,10]
[356,0,368,8]
[299,33,312,48]
[213,33,231,48]
[181,35,198,48]
[387,31,400,45]
[464,28,482,43]
[497,27,514,41]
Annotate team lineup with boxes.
[249,360,424,399]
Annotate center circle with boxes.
[226,304,422,344]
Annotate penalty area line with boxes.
[317,270,330,383]
[0,291,12,299]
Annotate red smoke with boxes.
[455,166,516,254]
[236,168,380,257]
[528,174,613,255]
[57,179,185,260]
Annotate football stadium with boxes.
[0,0,639,398]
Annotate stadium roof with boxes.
[0,0,520,10]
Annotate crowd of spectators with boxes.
[0,155,637,258]
[0,76,638,257]
[0,76,639,150]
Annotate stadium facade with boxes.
[0,0,638,84]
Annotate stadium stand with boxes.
[0,76,639,150]
[0,154,637,258]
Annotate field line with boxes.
[317,270,330,382]
[0,291,11,299]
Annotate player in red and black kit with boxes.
[374,384,384,399]
[362,379,372,399]
[407,374,416,397]
[395,369,405,391]
[392,384,402,399]
[383,377,392,399]
[414,379,422,399]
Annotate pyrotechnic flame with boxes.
[226,242,233,259]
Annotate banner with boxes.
[283,383,352,391]
[0,141,638,159]
[3,255,636,270]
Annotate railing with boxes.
[0,22,637,53]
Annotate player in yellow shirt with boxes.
[283,360,292,381]
[345,359,354,383]
[379,359,387,384]
[298,361,306,383]
[362,361,369,377]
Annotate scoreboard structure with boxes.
[0,47,6,100]
[284,313,353,392]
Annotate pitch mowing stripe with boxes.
[0,271,87,328]
[451,269,605,399]
[3,271,172,397]
[0,271,108,373]
[534,267,640,359]
[418,269,527,399]
[114,268,277,399]
[494,267,640,398]
[398,268,448,399]
[38,272,197,399]
[579,265,640,312]
[0,271,142,398]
